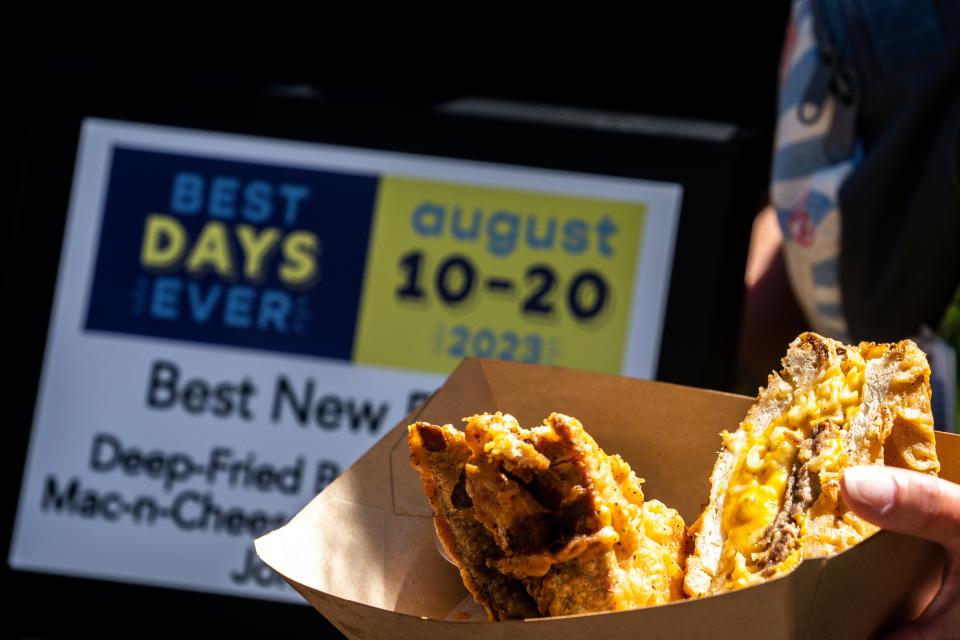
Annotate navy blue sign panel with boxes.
[85,147,378,360]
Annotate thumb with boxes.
[842,466,960,640]
[841,466,960,554]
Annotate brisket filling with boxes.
[757,423,829,576]
[500,465,599,556]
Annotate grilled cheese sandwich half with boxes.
[684,332,940,597]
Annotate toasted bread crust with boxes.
[683,372,793,597]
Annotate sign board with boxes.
[10,118,682,601]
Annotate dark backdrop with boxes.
[5,9,792,635]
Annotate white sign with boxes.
[10,119,682,601]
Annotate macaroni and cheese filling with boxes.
[719,346,868,589]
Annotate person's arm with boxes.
[738,206,808,387]
[842,466,960,640]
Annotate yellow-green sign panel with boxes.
[355,176,646,375]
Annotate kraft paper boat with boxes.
[256,358,957,639]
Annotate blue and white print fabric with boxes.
[772,0,859,340]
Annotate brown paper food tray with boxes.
[256,358,958,640]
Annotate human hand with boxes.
[842,466,960,640]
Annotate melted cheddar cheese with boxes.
[720,348,867,589]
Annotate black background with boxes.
[5,9,791,635]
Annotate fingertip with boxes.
[844,466,960,551]
[842,466,897,516]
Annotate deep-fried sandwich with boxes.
[408,412,686,618]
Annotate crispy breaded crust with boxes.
[463,412,686,616]
[407,422,538,621]
[409,414,686,618]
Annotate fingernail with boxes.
[843,467,896,513]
